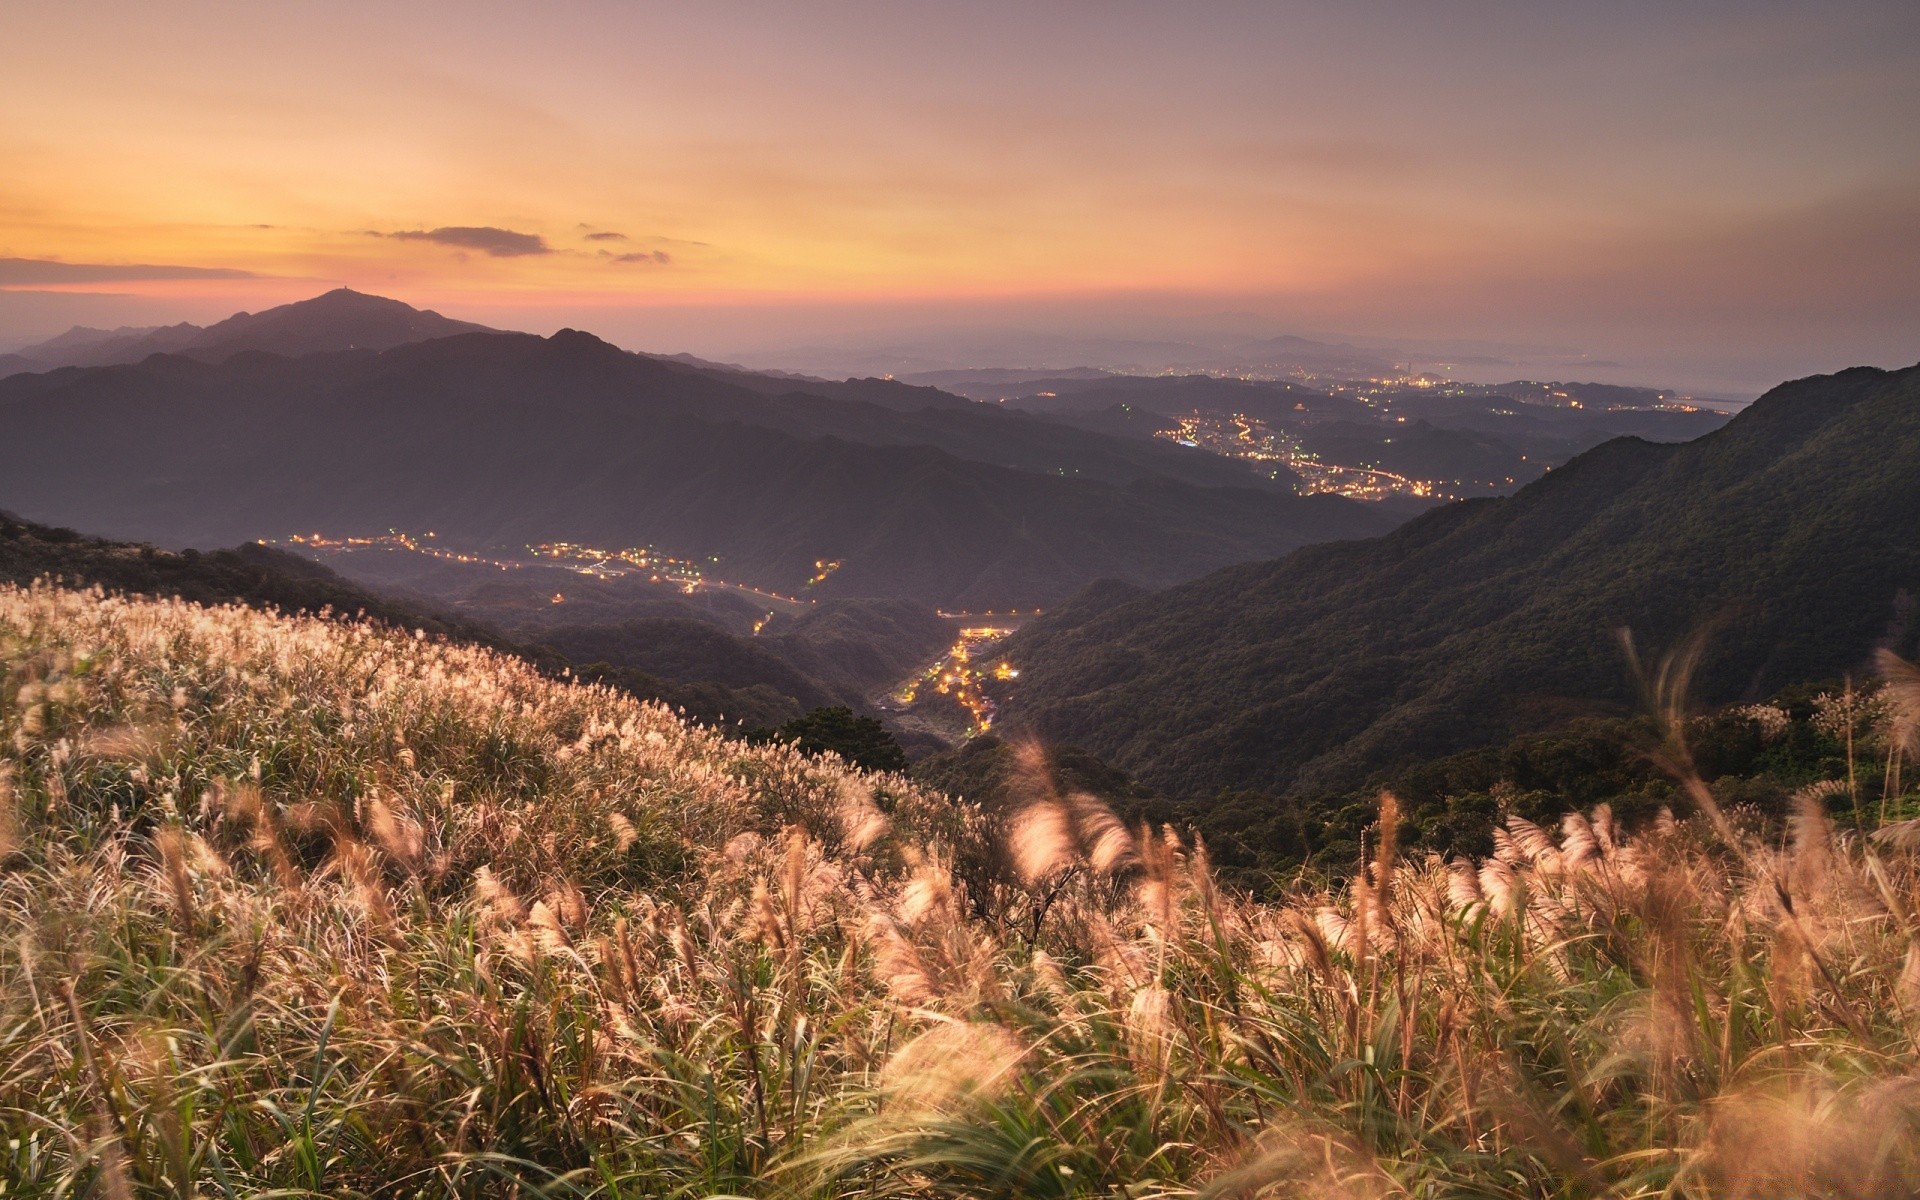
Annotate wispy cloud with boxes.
[0,258,259,286]
[378,226,552,256]
[583,231,628,242]
[609,250,672,265]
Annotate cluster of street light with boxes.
[278,531,524,570]
[1155,413,1444,501]
[277,534,1066,738]
[271,530,815,606]
[893,625,1019,735]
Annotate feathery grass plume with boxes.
[1028,947,1072,1004]
[866,911,937,1005]
[1067,789,1137,875]
[152,826,196,933]
[779,825,813,940]
[1285,906,1336,984]
[222,780,301,889]
[1009,799,1074,886]
[1314,906,1355,956]
[881,1019,1027,1112]
[1591,801,1617,852]
[1445,858,1483,914]
[527,898,574,956]
[835,776,889,854]
[750,879,787,950]
[1125,982,1173,1076]
[546,877,588,931]
[1202,1124,1399,1200]
[11,582,1920,1197]
[1787,780,1846,901]
[898,850,955,929]
[1559,811,1598,870]
[1880,648,1920,802]
[1504,815,1559,871]
[1477,857,1518,919]
[606,810,639,853]
[333,836,396,929]
[1656,804,1680,837]
[1135,823,1183,933]
[364,793,425,876]
[1372,790,1401,906]
[1689,1075,1920,1199]
[471,864,526,925]
[0,767,22,863]
[1899,940,1920,1013]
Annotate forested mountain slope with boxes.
[0,323,1389,608]
[1000,363,1920,798]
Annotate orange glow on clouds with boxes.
[2,1,1916,391]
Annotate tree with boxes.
[761,707,908,774]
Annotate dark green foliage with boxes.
[547,618,839,708]
[1183,690,1875,888]
[916,684,1884,896]
[570,661,807,730]
[1003,363,1920,801]
[911,735,1159,816]
[754,706,909,773]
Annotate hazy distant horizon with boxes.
[1,284,1889,400]
[5,1,1916,398]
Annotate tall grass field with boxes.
[3,581,1918,1197]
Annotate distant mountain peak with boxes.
[6,289,501,371]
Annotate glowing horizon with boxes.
[4,1,1917,393]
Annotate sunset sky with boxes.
[4,0,1916,394]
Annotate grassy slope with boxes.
[0,514,811,730]
[3,584,1919,1196]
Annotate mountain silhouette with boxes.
[2,288,496,371]
[0,297,1392,608]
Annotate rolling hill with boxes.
[0,511,853,730]
[997,362,1920,799]
[0,288,495,370]
[0,299,1393,608]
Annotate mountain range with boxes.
[0,288,493,370]
[0,291,1392,609]
[997,362,1920,800]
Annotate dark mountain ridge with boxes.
[2,288,495,371]
[997,362,1920,800]
[0,316,1392,608]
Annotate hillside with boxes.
[0,510,505,643]
[0,316,1391,608]
[0,513,833,729]
[4,582,1917,1196]
[999,362,1920,799]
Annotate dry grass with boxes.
[2,581,1919,1197]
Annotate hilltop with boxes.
[1000,362,1920,799]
